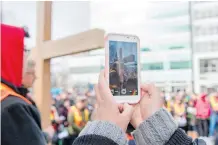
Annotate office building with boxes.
[50,2,218,94]
[140,2,192,92]
[51,2,193,93]
[191,2,218,93]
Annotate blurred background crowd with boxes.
[48,85,218,145]
[49,85,95,145]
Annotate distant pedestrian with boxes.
[195,94,210,137]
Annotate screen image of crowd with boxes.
[50,84,218,145]
[109,41,138,96]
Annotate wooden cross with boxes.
[30,1,104,128]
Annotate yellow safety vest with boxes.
[0,83,31,104]
[166,101,172,112]
[210,96,218,109]
[50,110,55,121]
[71,106,89,127]
[173,103,185,116]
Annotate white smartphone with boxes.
[105,33,141,104]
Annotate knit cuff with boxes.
[133,108,178,145]
[79,121,127,145]
[166,129,192,145]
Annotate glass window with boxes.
[194,41,218,53]
[142,62,164,70]
[169,46,185,50]
[172,86,186,92]
[193,1,210,4]
[172,25,190,32]
[141,47,150,51]
[200,58,218,74]
[200,86,207,93]
[157,42,190,50]
[193,5,218,20]
[152,4,188,19]
[194,25,218,36]
[170,61,191,69]
[200,85,218,94]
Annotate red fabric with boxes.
[1,24,25,87]
[195,94,210,119]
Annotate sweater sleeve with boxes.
[133,108,206,145]
[165,128,207,145]
[1,103,47,145]
[77,121,128,145]
[133,108,178,145]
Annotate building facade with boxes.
[140,2,192,92]
[51,2,218,94]
[191,2,218,93]
[51,2,193,93]
[3,1,217,93]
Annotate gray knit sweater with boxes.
[75,108,206,145]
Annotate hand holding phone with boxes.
[105,33,140,104]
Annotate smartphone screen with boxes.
[109,40,138,96]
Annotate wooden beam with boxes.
[34,1,52,129]
[42,29,105,59]
[29,1,105,129]
[36,1,52,44]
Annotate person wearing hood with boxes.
[195,94,210,137]
[1,24,47,145]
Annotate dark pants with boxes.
[196,119,209,137]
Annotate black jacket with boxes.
[1,81,47,145]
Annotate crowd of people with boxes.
[48,85,218,145]
[49,87,95,145]
[163,91,218,140]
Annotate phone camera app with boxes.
[109,41,138,96]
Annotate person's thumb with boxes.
[121,103,134,120]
